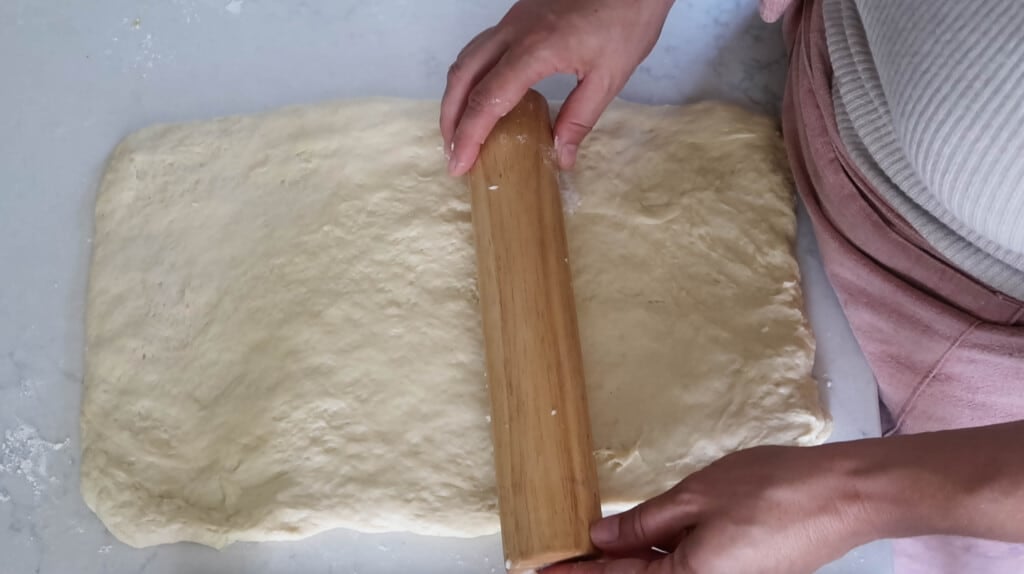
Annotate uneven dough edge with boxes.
[81,98,831,549]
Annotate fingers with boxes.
[447,48,552,176]
[590,486,700,555]
[541,542,699,574]
[544,555,682,574]
[440,27,506,152]
[543,557,651,574]
[553,75,618,170]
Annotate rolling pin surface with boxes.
[467,89,602,573]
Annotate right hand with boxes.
[440,0,676,175]
[545,444,878,574]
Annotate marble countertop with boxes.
[0,0,891,572]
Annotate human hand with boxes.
[546,445,877,574]
[440,0,675,175]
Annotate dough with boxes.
[81,98,830,549]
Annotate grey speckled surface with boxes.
[0,0,891,572]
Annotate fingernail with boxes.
[557,144,578,170]
[448,153,460,175]
[591,516,619,544]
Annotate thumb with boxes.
[553,76,618,170]
[590,486,699,554]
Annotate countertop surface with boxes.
[0,0,892,572]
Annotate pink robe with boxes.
[777,0,1024,572]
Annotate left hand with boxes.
[440,0,675,175]
[546,444,876,574]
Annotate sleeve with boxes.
[759,0,797,23]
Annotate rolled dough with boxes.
[81,98,830,549]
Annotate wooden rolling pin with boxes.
[466,89,602,573]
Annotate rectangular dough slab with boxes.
[81,98,830,549]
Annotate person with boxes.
[440,1,1024,573]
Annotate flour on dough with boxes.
[81,98,831,549]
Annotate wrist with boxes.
[807,441,897,547]
[826,433,981,542]
[809,423,1024,547]
[806,438,943,546]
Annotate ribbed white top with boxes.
[824,0,1024,299]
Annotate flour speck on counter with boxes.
[0,424,69,499]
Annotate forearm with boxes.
[836,421,1024,543]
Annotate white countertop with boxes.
[0,0,891,572]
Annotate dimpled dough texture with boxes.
[82,99,831,549]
